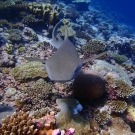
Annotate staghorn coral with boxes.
[115,79,135,98]
[22,27,38,42]
[94,109,110,125]
[110,100,127,113]
[28,3,59,24]
[10,61,48,82]
[82,39,106,54]
[110,52,128,64]
[0,110,38,135]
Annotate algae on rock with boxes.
[56,98,90,135]
[10,61,48,82]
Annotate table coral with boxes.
[10,61,48,82]
[0,110,38,135]
[110,100,127,113]
[115,79,135,98]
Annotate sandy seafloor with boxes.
[1,0,135,135]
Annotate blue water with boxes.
[91,0,135,29]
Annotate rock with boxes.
[56,98,90,135]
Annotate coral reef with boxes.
[7,29,22,43]
[10,61,48,82]
[5,43,14,54]
[22,27,38,42]
[126,103,135,123]
[91,60,132,85]
[16,79,54,111]
[0,51,15,67]
[110,52,128,64]
[76,30,92,41]
[28,3,59,24]
[22,14,43,27]
[94,109,110,125]
[56,98,90,135]
[73,69,106,99]
[0,110,38,135]
[115,80,135,98]
[82,39,106,54]
[110,100,127,113]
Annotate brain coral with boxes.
[0,110,38,135]
[73,69,106,99]
[10,61,48,82]
[56,98,90,135]
[82,39,106,54]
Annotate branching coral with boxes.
[94,109,110,125]
[10,61,48,82]
[76,31,92,41]
[19,79,53,111]
[115,80,135,98]
[110,100,127,113]
[82,39,106,54]
[0,110,38,135]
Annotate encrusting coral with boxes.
[0,110,38,135]
[82,39,106,54]
[10,61,48,82]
